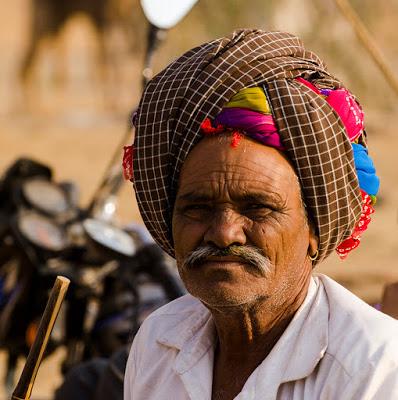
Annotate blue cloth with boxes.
[352,143,380,196]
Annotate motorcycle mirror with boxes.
[140,0,198,29]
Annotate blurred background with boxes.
[0,0,397,397]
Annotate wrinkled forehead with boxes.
[177,135,300,198]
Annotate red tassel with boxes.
[336,190,374,259]
[123,145,134,181]
[200,118,225,135]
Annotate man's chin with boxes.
[186,284,263,310]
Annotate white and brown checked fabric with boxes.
[132,29,362,264]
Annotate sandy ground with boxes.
[0,349,65,400]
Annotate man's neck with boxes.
[212,290,308,360]
[209,277,311,400]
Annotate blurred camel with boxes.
[20,0,143,105]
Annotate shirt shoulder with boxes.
[318,274,398,377]
[140,293,207,340]
[146,293,205,319]
[124,295,212,400]
[130,294,209,361]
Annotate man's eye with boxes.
[244,204,273,219]
[247,203,267,209]
[246,203,271,210]
[185,204,210,211]
[181,204,212,218]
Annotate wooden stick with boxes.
[11,276,70,400]
[333,0,398,96]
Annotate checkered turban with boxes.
[132,29,362,264]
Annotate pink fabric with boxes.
[326,89,364,142]
[296,78,364,142]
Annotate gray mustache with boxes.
[182,245,271,276]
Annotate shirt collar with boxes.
[157,299,215,374]
[156,276,328,381]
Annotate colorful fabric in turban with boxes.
[210,87,284,150]
[131,29,368,265]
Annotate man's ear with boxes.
[308,219,319,257]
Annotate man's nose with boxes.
[203,208,246,248]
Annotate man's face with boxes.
[172,135,317,309]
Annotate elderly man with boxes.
[123,30,398,399]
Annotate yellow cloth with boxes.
[224,87,271,114]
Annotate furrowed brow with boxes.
[177,190,284,206]
[236,192,285,206]
[177,191,214,203]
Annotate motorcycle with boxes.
[0,158,76,389]
[0,158,184,391]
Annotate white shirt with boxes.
[124,274,398,399]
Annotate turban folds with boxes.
[132,29,363,264]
